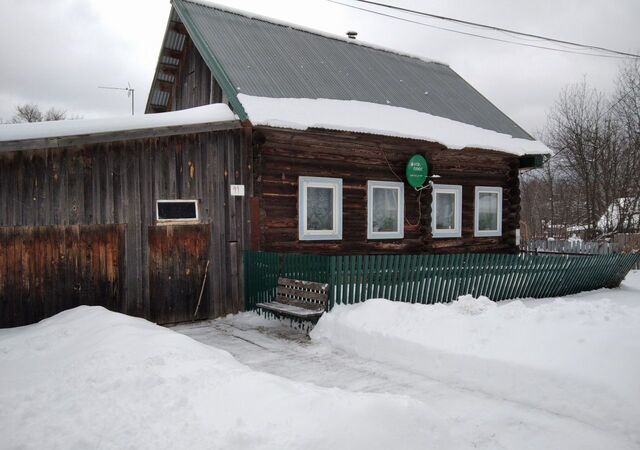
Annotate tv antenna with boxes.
[98,83,135,115]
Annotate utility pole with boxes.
[98,83,135,115]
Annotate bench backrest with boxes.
[276,277,330,311]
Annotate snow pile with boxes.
[0,104,238,143]
[239,94,551,156]
[311,283,640,439]
[0,306,456,449]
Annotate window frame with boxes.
[156,199,199,223]
[474,186,503,237]
[431,184,462,238]
[367,180,404,240]
[298,176,343,241]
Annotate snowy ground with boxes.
[1,272,639,449]
[178,271,640,449]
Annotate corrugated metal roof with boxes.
[157,72,175,83]
[160,55,180,66]
[173,0,533,140]
[165,30,187,52]
[150,90,170,107]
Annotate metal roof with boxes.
[171,0,533,140]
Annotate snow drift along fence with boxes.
[244,251,640,310]
[520,239,620,255]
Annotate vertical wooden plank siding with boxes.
[148,224,211,324]
[0,128,250,327]
[0,225,125,328]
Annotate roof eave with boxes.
[0,120,241,153]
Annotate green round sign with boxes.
[405,154,429,188]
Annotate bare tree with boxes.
[545,80,622,238]
[44,107,68,121]
[521,60,640,241]
[10,103,70,124]
[521,154,588,239]
[610,59,640,233]
[12,103,44,123]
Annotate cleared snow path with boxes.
[174,298,638,450]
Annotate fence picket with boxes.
[379,255,389,299]
[430,255,444,304]
[572,256,596,296]
[450,254,465,301]
[493,254,509,301]
[416,255,426,303]
[397,253,409,301]
[460,253,475,298]
[469,253,484,298]
[342,255,351,304]
[350,255,358,304]
[501,255,519,300]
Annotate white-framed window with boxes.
[431,184,462,238]
[475,186,503,237]
[367,180,404,239]
[156,199,199,222]
[298,176,343,240]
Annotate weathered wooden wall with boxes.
[252,127,520,254]
[171,37,223,111]
[0,225,125,328]
[0,127,251,327]
[149,224,212,323]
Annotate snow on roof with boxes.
[239,94,551,156]
[165,0,534,139]
[181,0,443,66]
[0,103,238,143]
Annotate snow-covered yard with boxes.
[1,272,639,449]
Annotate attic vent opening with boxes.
[346,31,358,39]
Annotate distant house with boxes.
[597,198,640,234]
[0,0,550,327]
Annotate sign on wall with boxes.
[405,154,429,188]
[230,185,245,196]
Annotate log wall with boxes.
[252,127,520,254]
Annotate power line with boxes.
[351,0,640,58]
[329,0,640,59]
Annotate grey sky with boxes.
[1,0,638,135]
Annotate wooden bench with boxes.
[256,277,330,323]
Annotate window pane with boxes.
[435,192,456,230]
[372,187,399,232]
[478,192,499,231]
[157,201,197,220]
[306,187,334,231]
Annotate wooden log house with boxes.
[0,0,549,327]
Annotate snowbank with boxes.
[0,103,238,142]
[0,306,455,449]
[239,94,551,157]
[311,278,640,440]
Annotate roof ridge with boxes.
[177,0,449,67]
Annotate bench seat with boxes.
[256,301,325,320]
[257,277,330,324]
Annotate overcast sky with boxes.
[1,0,639,135]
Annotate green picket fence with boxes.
[244,251,640,311]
